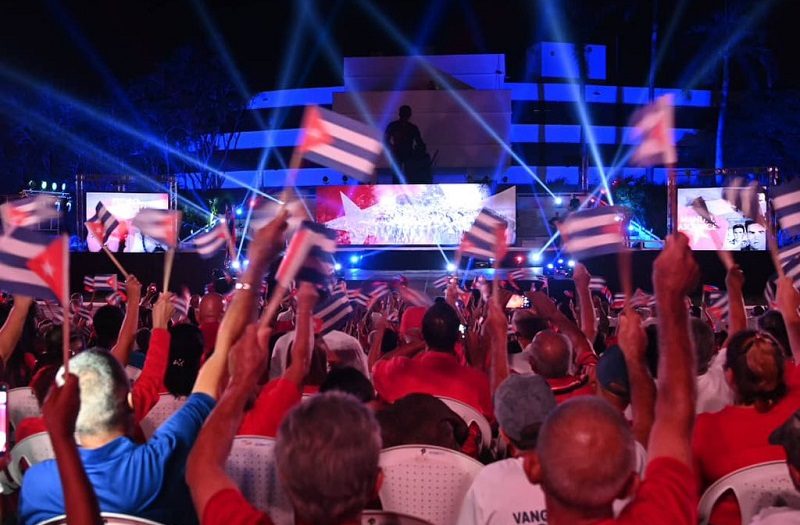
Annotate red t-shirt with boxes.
[131,327,170,423]
[237,378,302,437]
[546,375,595,404]
[692,378,800,524]
[593,457,696,524]
[203,488,272,525]
[372,351,493,418]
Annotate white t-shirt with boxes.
[749,506,800,524]
[269,330,369,380]
[696,350,734,414]
[457,457,548,525]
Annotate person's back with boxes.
[90,305,124,351]
[385,105,423,164]
[458,375,556,525]
[372,301,492,417]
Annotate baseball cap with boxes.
[494,374,556,446]
[399,306,426,337]
[769,408,800,468]
[597,345,630,399]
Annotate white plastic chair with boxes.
[225,436,293,525]
[361,510,433,525]
[435,396,492,451]
[698,460,800,525]
[1,431,55,492]
[378,445,483,525]
[37,512,166,524]
[139,394,186,439]
[125,365,142,382]
[8,387,41,430]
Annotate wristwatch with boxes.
[235,282,254,291]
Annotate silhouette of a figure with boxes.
[385,105,425,179]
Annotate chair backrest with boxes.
[435,396,492,451]
[361,510,433,525]
[139,394,186,439]
[125,365,142,382]
[698,460,800,525]
[8,431,54,487]
[37,512,166,524]
[8,387,41,430]
[378,445,483,525]
[224,436,294,525]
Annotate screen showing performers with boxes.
[676,187,767,251]
[86,192,170,253]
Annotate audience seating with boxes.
[38,512,166,524]
[435,396,492,451]
[8,387,40,430]
[361,510,434,525]
[377,445,483,525]
[139,394,187,439]
[698,460,800,525]
[1,432,54,493]
[225,435,294,525]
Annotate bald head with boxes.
[528,330,571,378]
[512,310,548,346]
[537,397,635,511]
[198,292,224,323]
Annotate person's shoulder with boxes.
[21,457,59,489]
[475,457,526,479]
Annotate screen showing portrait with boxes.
[85,192,170,253]
[676,187,767,251]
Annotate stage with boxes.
[70,249,775,302]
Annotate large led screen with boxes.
[86,192,170,253]
[676,187,766,251]
[316,185,516,246]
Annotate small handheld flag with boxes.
[274,221,337,291]
[0,227,65,302]
[457,208,509,262]
[193,223,231,259]
[722,178,763,222]
[0,195,60,230]
[772,179,800,237]
[132,209,182,248]
[630,94,677,167]
[85,202,119,244]
[560,206,628,260]
[297,105,384,183]
[313,292,353,334]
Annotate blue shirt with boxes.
[19,393,215,525]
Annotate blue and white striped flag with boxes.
[722,178,763,222]
[298,105,383,183]
[132,209,182,248]
[779,243,800,280]
[589,276,613,303]
[346,289,368,307]
[84,274,118,292]
[85,201,119,244]
[457,208,509,262]
[0,195,60,230]
[560,207,628,260]
[630,94,676,167]
[193,223,230,259]
[313,292,353,334]
[275,221,337,291]
[772,179,800,237]
[0,226,61,301]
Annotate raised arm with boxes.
[485,295,510,395]
[367,314,388,371]
[617,309,656,448]
[110,275,142,366]
[776,276,800,363]
[0,295,33,364]
[528,291,598,369]
[131,293,173,422]
[43,374,103,525]
[193,211,287,399]
[283,283,317,386]
[650,233,699,466]
[572,264,598,344]
[724,265,747,336]
[187,325,268,519]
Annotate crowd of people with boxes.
[2,210,800,525]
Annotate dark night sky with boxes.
[1,0,797,103]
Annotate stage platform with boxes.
[70,249,775,302]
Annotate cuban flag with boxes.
[132,209,182,248]
[274,221,337,291]
[106,291,127,306]
[630,94,677,167]
[0,227,67,303]
[0,195,60,230]
[589,276,613,303]
[398,286,433,308]
[84,274,118,293]
[772,178,800,237]
[458,208,509,262]
[722,178,763,222]
[346,289,369,307]
[433,274,455,290]
[170,295,190,322]
[779,243,800,280]
[560,207,628,260]
[313,292,353,334]
[764,278,778,309]
[298,105,383,183]
[611,293,626,310]
[193,223,231,259]
[707,291,729,323]
[85,201,119,244]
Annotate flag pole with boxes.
[259,283,287,329]
[162,248,175,292]
[618,248,634,309]
[666,163,678,235]
[101,245,129,278]
[61,235,71,374]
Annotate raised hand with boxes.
[152,292,174,330]
[653,233,699,299]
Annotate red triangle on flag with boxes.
[86,221,106,242]
[299,106,333,154]
[7,207,29,226]
[27,236,67,303]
